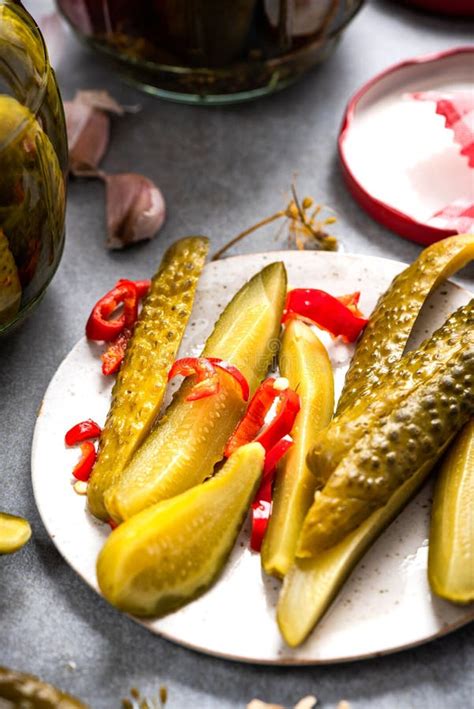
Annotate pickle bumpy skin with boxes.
[336,233,474,415]
[308,301,474,485]
[298,337,474,556]
[87,236,209,520]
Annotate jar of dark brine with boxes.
[0,0,67,335]
[57,0,363,104]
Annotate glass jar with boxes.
[0,0,67,335]
[57,0,363,104]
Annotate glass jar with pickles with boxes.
[0,0,67,335]
[57,0,363,103]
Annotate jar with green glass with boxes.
[0,0,67,335]
[57,0,363,103]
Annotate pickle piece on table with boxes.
[97,442,264,617]
[298,340,474,556]
[0,229,21,324]
[0,666,87,708]
[105,262,287,522]
[0,512,31,554]
[336,233,474,415]
[261,320,334,578]
[429,420,474,605]
[278,462,432,646]
[308,301,474,484]
[88,237,209,520]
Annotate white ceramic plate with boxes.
[32,251,474,664]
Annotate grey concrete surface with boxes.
[1,1,473,707]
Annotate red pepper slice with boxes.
[250,497,272,552]
[65,419,102,446]
[283,288,368,342]
[250,436,294,552]
[72,441,97,482]
[337,291,365,318]
[207,358,250,402]
[255,387,300,453]
[225,379,300,458]
[168,357,220,401]
[168,357,249,403]
[101,327,132,375]
[86,280,138,341]
[224,378,278,457]
[262,435,293,479]
[118,278,151,300]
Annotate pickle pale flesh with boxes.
[106,262,287,522]
[0,512,31,554]
[97,442,264,617]
[298,341,474,556]
[308,301,474,485]
[336,233,474,415]
[261,320,334,577]
[278,458,436,646]
[87,236,209,520]
[429,420,474,604]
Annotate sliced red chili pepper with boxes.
[249,436,294,551]
[255,387,300,453]
[168,357,219,401]
[86,280,138,342]
[250,498,272,552]
[168,357,249,403]
[65,419,102,447]
[207,358,250,402]
[72,441,97,482]
[117,278,151,300]
[262,435,293,479]
[282,288,368,342]
[224,378,278,457]
[225,379,300,458]
[337,291,365,318]
[101,327,132,375]
[108,518,119,530]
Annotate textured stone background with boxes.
[1,1,473,707]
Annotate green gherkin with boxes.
[88,237,209,520]
[0,666,86,708]
[97,443,264,618]
[297,334,474,556]
[429,420,474,605]
[105,262,287,523]
[308,301,474,485]
[336,233,474,415]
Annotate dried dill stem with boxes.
[212,187,338,260]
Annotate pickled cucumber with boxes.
[278,460,433,646]
[429,420,474,604]
[308,301,474,484]
[0,666,87,707]
[97,442,265,617]
[88,236,209,520]
[105,262,287,522]
[0,229,21,324]
[297,338,474,556]
[336,234,474,415]
[0,512,31,554]
[261,320,334,577]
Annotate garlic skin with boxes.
[105,173,166,249]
